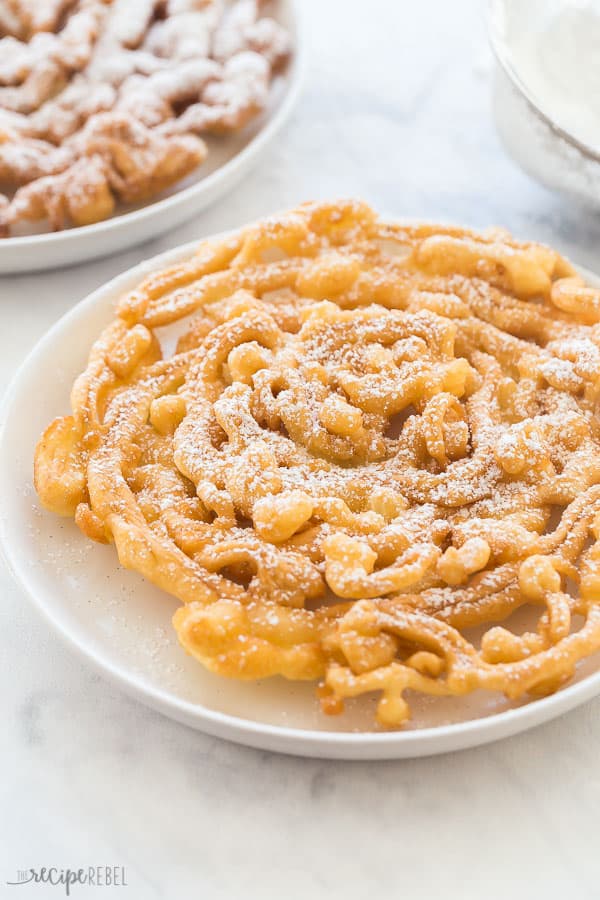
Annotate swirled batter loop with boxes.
[34,200,600,728]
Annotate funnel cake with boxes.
[34,200,600,728]
[0,0,291,236]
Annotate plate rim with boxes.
[2,231,600,759]
[0,0,305,255]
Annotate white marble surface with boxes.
[1,1,600,897]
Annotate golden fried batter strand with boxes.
[2,115,206,230]
[34,200,600,728]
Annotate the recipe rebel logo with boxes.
[6,867,128,895]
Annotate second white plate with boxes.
[1,237,600,759]
[0,1,303,275]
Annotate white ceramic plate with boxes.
[0,1,303,275]
[1,240,600,759]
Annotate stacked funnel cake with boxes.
[0,0,291,235]
[35,200,600,727]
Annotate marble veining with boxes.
[1,1,599,897]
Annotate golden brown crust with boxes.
[34,200,600,727]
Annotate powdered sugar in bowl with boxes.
[489,0,600,209]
